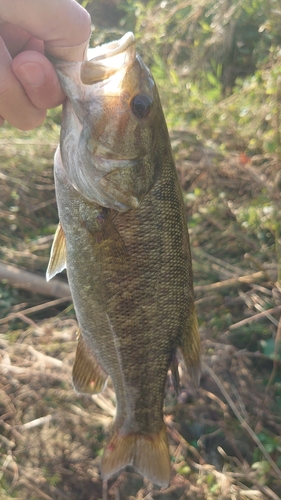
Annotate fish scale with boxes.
[47,32,200,487]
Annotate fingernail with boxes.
[15,63,45,87]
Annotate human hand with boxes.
[0,0,91,130]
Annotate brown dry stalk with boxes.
[0,296,72,325]
[230,306,281,330]
[194,271,266,293]
[266,314,281,391]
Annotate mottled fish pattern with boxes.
[47,32,200,487]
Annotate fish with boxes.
[46,32,200,487]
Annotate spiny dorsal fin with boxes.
[72,331,108,395]
[46,222,66,281]
[179,306,201,386]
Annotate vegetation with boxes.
[0,0,281,498]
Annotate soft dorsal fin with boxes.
[179,306,201,386]
[170,352,180,395]
[72,331,108,395]
[46,222,67,281]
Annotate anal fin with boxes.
[179,306,201,386]
[46,222,66,281]
[72,331,108,395]
[101,423,170,487]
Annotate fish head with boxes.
[55,33,166,211]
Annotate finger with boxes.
[23,36,44,53]
[0,0,91,61]
[0,22,31,56]
[12,50,65,109]
[0,37,46,130]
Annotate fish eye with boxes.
[130,94,153,119]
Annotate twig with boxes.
[20,413,57,431]
[0,434,15,449]
[0,466,53,500]
[0,361,29,374]
[12,313,37,327]
[229,306,281,330]
[200,389,228,413]
[92,394,116,417]
[0,296,72,325]
[205,364,281,480]
[49,485,76,500]
[236,489,263,498]
[255,484,281,500]
[165,421,202,463]
[194,271,266,293]
[196,250,246,275]
[17,478,54,500]
[266,315,281,391]
[28,346,63,368]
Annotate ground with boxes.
[0,114,281,499]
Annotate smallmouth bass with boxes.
[47,32,200,487]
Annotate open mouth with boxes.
[81,32,136,85]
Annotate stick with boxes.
[0,296,72,325]
[229,306,281,330]
[266,315,281,391]
[28,346,63,368]
[0,261,70,298]
[20,414,57,431]
[194,271,266,293]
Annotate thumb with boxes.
[12,50,65,110]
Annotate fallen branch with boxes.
[0,261,70,298]
[194,271,267,293]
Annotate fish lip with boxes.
[88,32,135,63]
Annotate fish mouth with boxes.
[81,32,136,85]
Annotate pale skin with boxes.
[0,0,91,130]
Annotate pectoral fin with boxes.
[46,223,66,281]
[179,306,201,386]
[72,331,108,395]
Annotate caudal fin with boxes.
[101,423,170,487]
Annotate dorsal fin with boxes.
[179,306,201,386]
[46,223,67,281]
[72,331,108,395]
[170,352,180,394]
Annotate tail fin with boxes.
[101,423,170,487]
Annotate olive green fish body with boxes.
[47,33,200,487]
